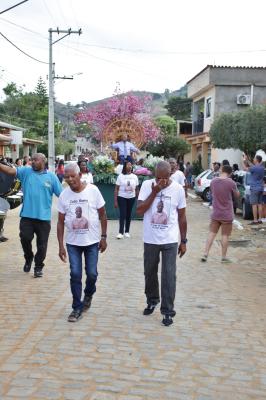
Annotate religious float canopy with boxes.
[102,117,145,147]
[75,93,160,151]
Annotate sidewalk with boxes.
[0,197,265,399]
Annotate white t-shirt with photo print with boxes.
[116,173,139,199]
[138,179,186,244]
[57,184,105,246]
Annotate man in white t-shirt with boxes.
[137,161,187,327]
[57,163,107,322]
[169,158,187,197]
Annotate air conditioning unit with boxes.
[236,94,251,105]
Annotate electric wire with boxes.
[41,0,57,26]
[1,17,266,57]
[0,32,48,64]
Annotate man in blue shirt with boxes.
[243,154,265,224]
[0,153,62,277]
[111,133,140,164]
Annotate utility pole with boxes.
[48,28,82,171]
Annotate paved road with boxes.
[0,196,265,399]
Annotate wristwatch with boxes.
[181,238,188,244]
[101,234,107,239]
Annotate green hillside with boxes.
[55,86,188,136]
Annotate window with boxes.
[206,97,212,118]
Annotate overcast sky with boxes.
[1,0,266,105]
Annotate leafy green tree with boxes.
[38,138,74,157]
[209,106,266,159]
[165,96,192,121]
[154,115,176,136]
[3,82,22,97]
[0,81,48,138]
[147,115,190,159]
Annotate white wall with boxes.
[211,148,243,167]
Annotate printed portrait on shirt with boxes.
[70,203,89,231]
[151,195,171,226]
[125,179,134,193]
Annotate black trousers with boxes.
[117,196,135,234]
[144,242,178,317]
[19,217,51,269]
[0,217,5,235]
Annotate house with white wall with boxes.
[186,65,266,169]
[0,121,43,160]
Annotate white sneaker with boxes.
[124,233,131,238]
[116,233,124,239]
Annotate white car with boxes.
[194,169,213,202]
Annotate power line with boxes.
[0,0,28,15]
[75,41,266,56]
[62,44,168,79]
[41,0,57,26]
[2,17,266,57]
[0,112,47,125]
[0,32,48,64]
[0,17,47,39]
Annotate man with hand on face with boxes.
[57,163,107,323]
[137,161,187,327]
[0,153,62,278]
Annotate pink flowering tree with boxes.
[75,93,160,146]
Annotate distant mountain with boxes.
[55,86,188,135]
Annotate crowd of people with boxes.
[0,147,265,327]
[0,152,188,327]
[201,154,266,263]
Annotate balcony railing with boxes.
[193,119,204,134]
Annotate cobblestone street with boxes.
[0,195,265,400]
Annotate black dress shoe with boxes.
[162,315,173,327]
[23,260,32,273]
[143,304,157,315]
[83,295,92,312]
[34,267,43,278]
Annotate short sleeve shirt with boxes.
[57,184,105,246]
[80,173,93,185]
[249,164,264,191]
[171,170,186,186]
[138,179,186,244]
[210,177,237,221]
[16,167,62,221]
[116,173,139,198]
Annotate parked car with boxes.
[193,169,213,202]
[235,170,266,219]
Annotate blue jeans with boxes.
[66,243,99,311]
[119,155,133,164]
